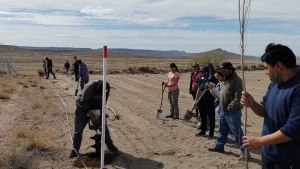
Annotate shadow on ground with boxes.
[73,151,164,169]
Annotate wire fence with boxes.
[0,56,16,73]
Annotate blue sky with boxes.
[0,0,300,56]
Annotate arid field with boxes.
[0,47,270,169]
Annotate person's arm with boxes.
[241,91,265,117]
[194,88,201,103]
[166,78,179,87]
[189,73,193,93]
[209,86,220,99]
[79,83,94,112]
[243,130,292,149]
[79,65,82,77]
[227,78,243,111]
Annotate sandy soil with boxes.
[0,71,269,169]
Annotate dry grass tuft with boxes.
[0,80,16,100]
[37,69,44,77]
[17,80,25,85]
[0,71,7,75]
[2,83,16,93]
[0,92,10,99]
[0,148,35,169]
[13,125,53,152]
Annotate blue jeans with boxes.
[215,108,244,152]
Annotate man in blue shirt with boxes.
[241,43,300,168]
[78,60,89,90]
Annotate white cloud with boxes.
[0,0,300,55]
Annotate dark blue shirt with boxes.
[262,72,300,165]
[79,63,89,78]
[197,74,218,102]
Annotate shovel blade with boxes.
[156,109,162,119]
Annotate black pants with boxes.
[262,154,299,169]
[47,68,56,79]
[72,108,114,152]
[75,72,79,82]
[191,91,199,115]
[80,76,89,90]
[198,100,215,136]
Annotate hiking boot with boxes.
[166,115,173,118]
[172,116,179,120]
[208,146,224,153]
[208,135,213,140]
[108,145,120,156]
[69,150,79,158]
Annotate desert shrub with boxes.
[2,83,16,93]
[0,92,10,99]
[14,126,52,152]
[0,148,35,169]
[37,69,44,77]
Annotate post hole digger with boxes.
[157,82,166,119]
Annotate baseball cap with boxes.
[192,63,199,68]
[220,62,235,70]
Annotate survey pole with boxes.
[101,46,108,169]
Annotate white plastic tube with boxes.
[101,46,108,169]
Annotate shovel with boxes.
[157,83,166,119]
[184,89,210,121]
[75,77,80,96]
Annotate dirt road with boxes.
[0,71,268,169]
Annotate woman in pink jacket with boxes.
[164,63,180,119]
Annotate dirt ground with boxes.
[0,70,269,169]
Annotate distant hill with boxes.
[21,46,193,57]
[190,48,255,59]
[1,45,256,59]
[22,46,92,53]
[107,48,192,57]
[0,45,30,53]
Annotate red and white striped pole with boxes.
[101,46,108,169]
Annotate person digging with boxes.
[69,80,119,158]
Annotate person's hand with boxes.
[164,82,168,87]
[194,100,198,107]
[207,83,215,89]
[241,91,255,108]
[88,112,99,124]
[243,136,263,149]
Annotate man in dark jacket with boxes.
[45,57,56,79]
[195,66,218,139]
[73,56,79,82]
[78,60,89,90]
[69,80,119,158]
[208,62,246,160]
[241,43,300,168]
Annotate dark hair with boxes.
[77,60,82,64]
[216,69,224,77]
[170,63,179,72]
[96,80,110,101]
[206,63,216,74]
[261,43,296,68]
